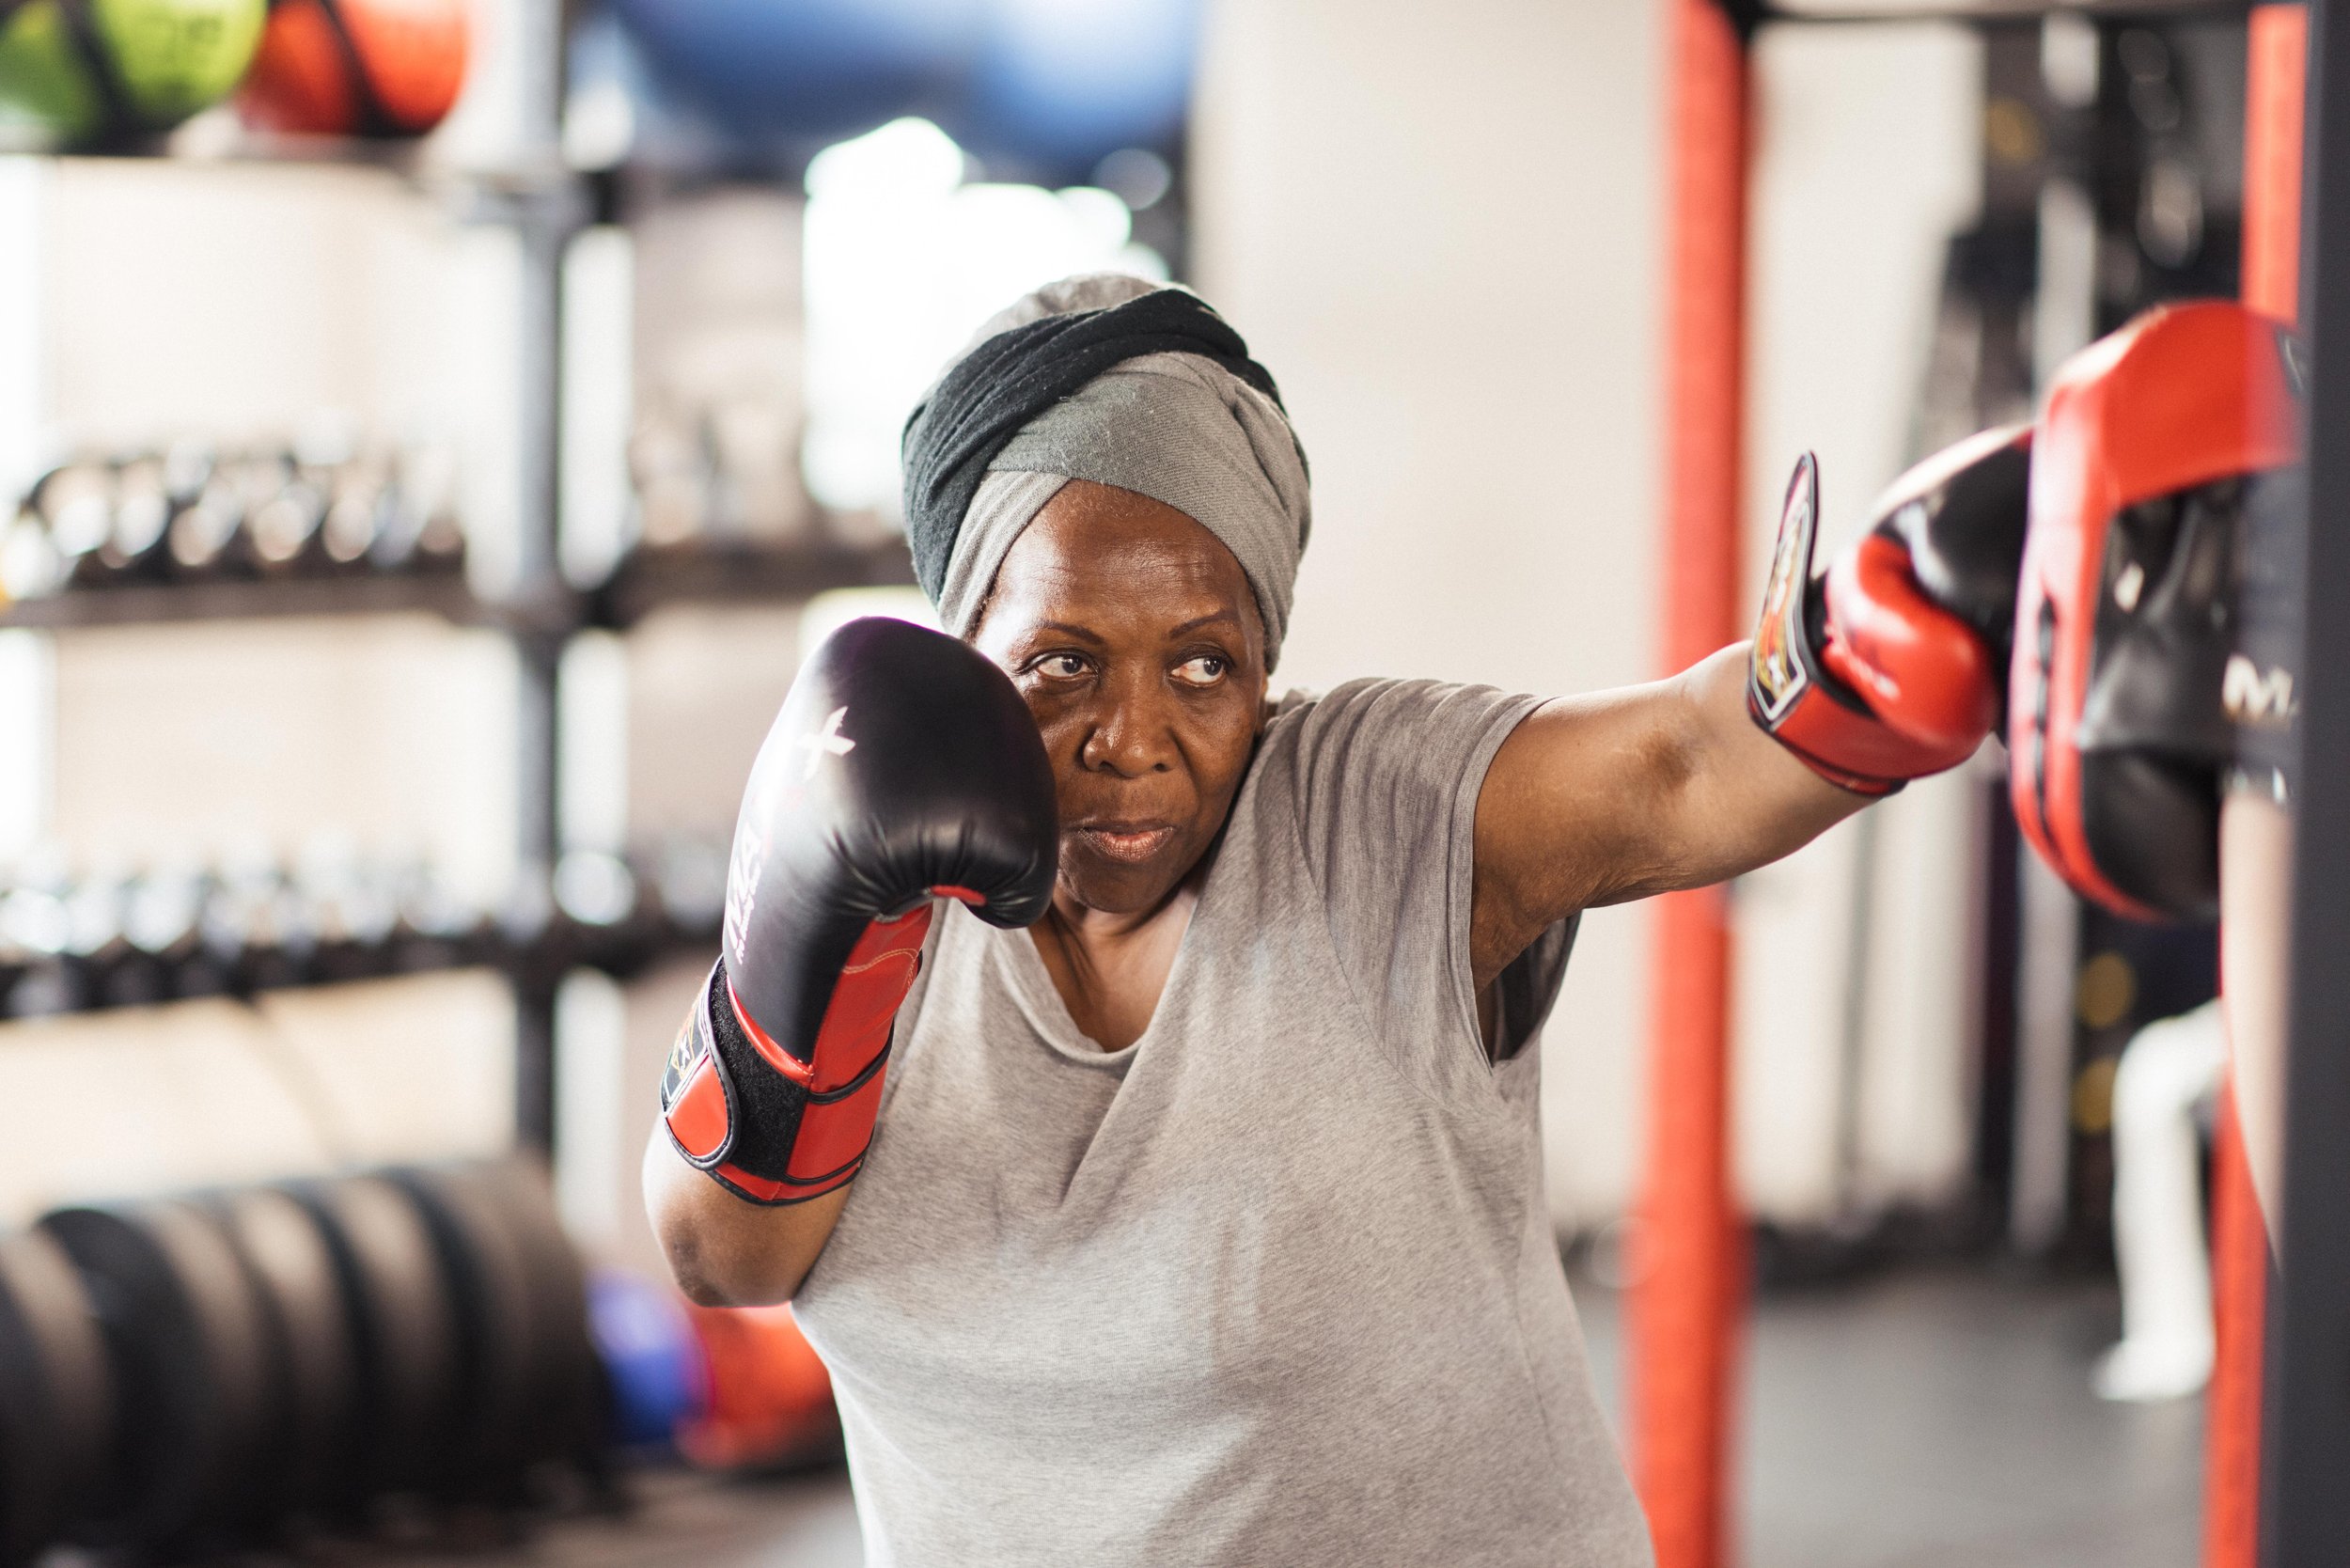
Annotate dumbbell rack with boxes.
[0,0,913,1155]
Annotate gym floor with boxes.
[316,1262,2194,1568]
[1592,1267,2203,1568]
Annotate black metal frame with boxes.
[2264,5,2350,1560]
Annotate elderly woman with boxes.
[646,275,2015,1565]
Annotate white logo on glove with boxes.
[724,824,764,966]
[798,705,857,779]
[2223,654,2296,726]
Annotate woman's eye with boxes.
[1035,653,1089,680]
[1175,655,1228,685]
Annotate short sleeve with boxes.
[1268,678,1575,1078]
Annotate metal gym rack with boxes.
[0,0,912,1150]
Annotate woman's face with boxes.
[971,479,1269,918]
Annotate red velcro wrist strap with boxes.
[659,907,932,1207]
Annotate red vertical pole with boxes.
[2206,9,2302,1566]
[2205,1088,2268,1568]
[2244,6,2307,325]
[1629,4,1751,1567]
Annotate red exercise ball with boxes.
[678,1303,838,1469]
[238,0,468,138]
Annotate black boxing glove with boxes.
[662,618,1058,1204]
[2010,301,2301,922]
[1748,426,2029,795]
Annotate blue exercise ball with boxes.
[588,1271,708,1452]
[609,0,979,147]
[947,0,1198,183]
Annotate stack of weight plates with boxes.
[0,1154,605,1560]
[0,1228,110,1568]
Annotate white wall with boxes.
[1737,23,1985,1219]
[1193,1,1986,1227]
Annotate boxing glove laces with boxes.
[663,618,1059,1204]
[1749,425,2033,795]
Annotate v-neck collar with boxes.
[996,844,1226,1067]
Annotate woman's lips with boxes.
[1073,823,1178,864]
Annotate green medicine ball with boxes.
[0,0,265,148]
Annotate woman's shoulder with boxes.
[1260,676,1534,772]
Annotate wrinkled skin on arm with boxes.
[1468,644,1867,989]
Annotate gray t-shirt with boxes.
[791,678,1653,1567]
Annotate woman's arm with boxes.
[644,1127,852,1306]
[1465,437,2032,988]
[2219,791,2290,1224]
[1468,643,1862,988]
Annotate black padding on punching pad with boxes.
[204,1187,360,1523]
[2072,481,2242,921]
[0,1229,111,1568]
[2080,751,2222,923]
[384,1167,537,1498]
[460,1157,602,1477]
[284,1176,461,1502]
[39,1202,277,1551]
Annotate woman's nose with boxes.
[1080,684,1177,776]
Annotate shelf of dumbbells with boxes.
[0,572,488,631]
[0,543,915,634]
[0,841,726,1020]
[587,538,917,629]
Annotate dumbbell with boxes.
[246,478,328,575]
[98,456,173,584]
[321,460,395,572]
[164,468,245,583]
[31,462,112,590]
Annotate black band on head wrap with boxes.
[901,289,1287,602]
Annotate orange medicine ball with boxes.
[238,0,468,137]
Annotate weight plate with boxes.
[39,1200,276,1551]
[0,1228,111,1567]
[204,1185,359,1523]
[461,1157,601,1472]
[281,1175,459,1504]
[383,1165,535,1499]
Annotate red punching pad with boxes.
[238,0,468,138]
[2009,301,2301,921]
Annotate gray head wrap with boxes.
[916,274,1312,666]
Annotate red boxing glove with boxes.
[662,619,1059,1204]
[1749,427,2032,795]
[2009,300,2302,921]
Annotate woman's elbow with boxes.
[660,1225,789,1308]
[642,1136,802,1307]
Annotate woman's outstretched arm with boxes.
[1467,644,1861,988]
